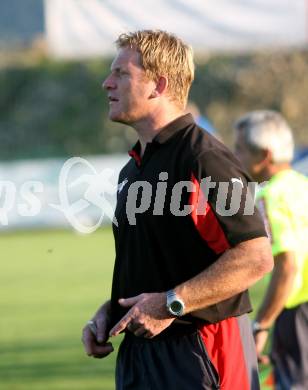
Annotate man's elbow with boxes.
[254,238,274,277]
[257,252,274,277]
[275,251,298,276]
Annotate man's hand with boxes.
[254,330,270,365]
[109,292,175,338]
[82,302,114,359]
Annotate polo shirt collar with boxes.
[128,113,194,166]
[153,113,194,144]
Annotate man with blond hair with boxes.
[235,110,308,389]
[82,30,273,389]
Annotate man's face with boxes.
[102,47,156,124]
[234,130,263,179]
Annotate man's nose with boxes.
[102,75,115,90]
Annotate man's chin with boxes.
[109,112,131,125]
[108,112,121,122]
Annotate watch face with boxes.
[170,300,183,314]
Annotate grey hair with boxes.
[234,110,294,163]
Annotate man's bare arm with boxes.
[174,236,273,314]
[255,251,297,328]
[109,236,273,338]
[253,251,297,361]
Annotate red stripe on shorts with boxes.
[198,317,250,390]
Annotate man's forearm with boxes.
[174,237,273,314]
[256,251,297,328]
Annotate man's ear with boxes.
[150,76,168,98]
[262,149,272,164]
[255,149,272,170]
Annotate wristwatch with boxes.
[166,289,185,317]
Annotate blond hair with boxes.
[115,30,194,109]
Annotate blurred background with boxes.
[1,1,308,389]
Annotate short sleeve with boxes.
[191,147,267,251]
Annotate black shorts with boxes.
[271,302,308,390]
[115,314,259,390]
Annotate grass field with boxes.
[0,228,269,390]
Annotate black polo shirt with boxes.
[110,114,267,327]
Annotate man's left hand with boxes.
[254,330,270,365]
[109,292,176,338]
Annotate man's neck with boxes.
[258,163,291,182]
[133,109,184,156]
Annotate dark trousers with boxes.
[271,302,308,390]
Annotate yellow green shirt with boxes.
[257,169,308,308]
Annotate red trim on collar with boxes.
[128,149,142,166]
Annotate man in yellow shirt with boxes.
[235,110,308,389]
